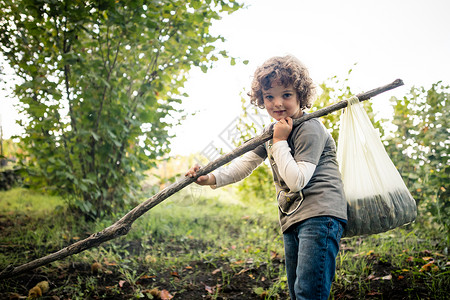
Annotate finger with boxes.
[197,175,206,182]
[286,117,293,126]
[197,175,209,183]
[186,164,200,177]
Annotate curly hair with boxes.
[249,55,316,110]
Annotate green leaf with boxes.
[91,132,100,141]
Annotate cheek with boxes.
[289,99,300,110]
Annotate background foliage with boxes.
[385,82,449,240]
[0,0,242,219]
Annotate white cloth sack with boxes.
[337,97,417,237]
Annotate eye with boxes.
[264,95,273,101]
[283,93,293,99]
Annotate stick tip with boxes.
[394,78,405,86]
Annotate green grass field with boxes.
[0,187,449,299]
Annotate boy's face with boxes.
[262,82,302,121]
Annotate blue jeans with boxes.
[283,216,344,300]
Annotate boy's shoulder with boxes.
[294,117,324,133]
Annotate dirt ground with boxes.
[1,244,445,300]
[1,258,288,299]
[0,214,448,299]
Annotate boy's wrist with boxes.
[273,138,287,144]
[209,174,217,185]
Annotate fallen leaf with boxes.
[212,268,221,275]
[140,274,156,279]
[248,273,255,279]
[420,262,432,272]
[236,268,249,275]
[160,289,173,300]
[270,251,281,260]
[367,274,376,280]
[205,285,215,294]
[422,257,434,261]
[420,262,439,272]
[398,275,404,280]
[146,288,160,297]
[406,256,414,262]
[91,262,102,274]
[367,291,382,296]
[144,255,157,263]
[381,274,392,280]
[241,215,250,220]
[353,251,366,257]
[170,271,180,278]
[118,280,126,288]
[103,259,118,266]
[185,266,193,269]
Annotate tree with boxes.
[0,0,242,218]
[384,82,449,239]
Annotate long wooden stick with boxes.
[0,79,404,279]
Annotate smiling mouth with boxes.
[274,110,286,114]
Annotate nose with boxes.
[273,96,283,107]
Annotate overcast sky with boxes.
[169,0,450,156]
[1,0,449,158]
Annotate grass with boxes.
[0,187,64,214]
[0,187,449,299]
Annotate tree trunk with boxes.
[0,79,404,279]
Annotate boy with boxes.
[186,55,347,299]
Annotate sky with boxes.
[1,0,449,158]
[169,0,450,156]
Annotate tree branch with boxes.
[0,79,404,280]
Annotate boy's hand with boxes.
[273,117,293,144]
[185,164,216,186]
